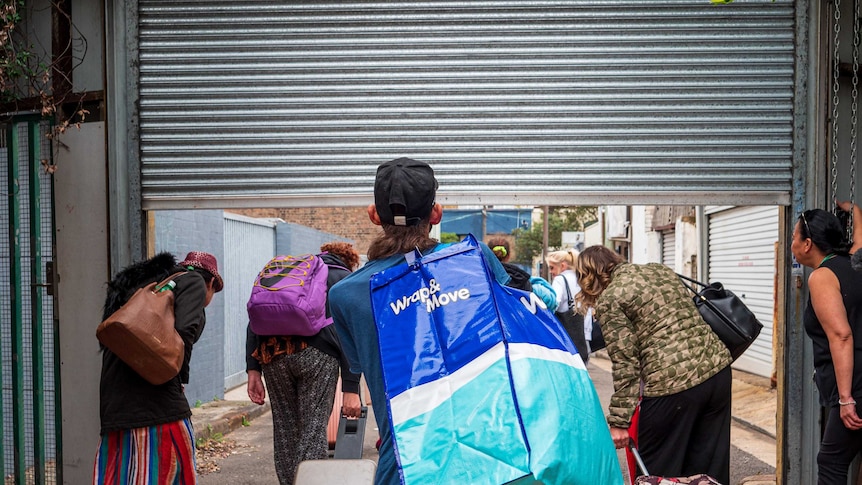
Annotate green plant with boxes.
[194,400,202,408]
[513,206,598,265]
[439,232,460,243]
[241,415,250,427]
[0,0,90,173]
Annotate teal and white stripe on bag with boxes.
[370,234,621,485]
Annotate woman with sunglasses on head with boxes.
[792,202,862,484]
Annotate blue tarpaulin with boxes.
[370,235,621,485]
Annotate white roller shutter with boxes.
[662,229,676,269]
[706,205,778,377]
[136,1,795,209]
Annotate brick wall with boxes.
[230,207,381,257]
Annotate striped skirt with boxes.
[93,418,196,485]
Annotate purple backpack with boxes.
[247,254,331,336]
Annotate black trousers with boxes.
[637,366,731,485]
[817,403,862,485]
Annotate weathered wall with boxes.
[232,207,379,257]
[55,122,107,484]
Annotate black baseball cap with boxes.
[374,157,438,226]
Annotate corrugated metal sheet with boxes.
[661,229,676,269]
[707,205,779,378]
[222,213,277,390]
[652,205,695,230]
[137,0,795,209]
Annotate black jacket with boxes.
[245,253,361,394]
[99,252,208,434]
[503,262,533,292]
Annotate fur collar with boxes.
[102,252,177,319]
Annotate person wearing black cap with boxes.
[93,251,224,484]
[328,157,512,485]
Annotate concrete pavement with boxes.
[191,352,777,484]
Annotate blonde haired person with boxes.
[546,248,592,362]
[546,248,580,312]
[575,245,731,484]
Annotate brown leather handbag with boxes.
[96,272,187,385]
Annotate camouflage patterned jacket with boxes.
[596,262,731,429]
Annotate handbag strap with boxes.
[154,271,189,292]
[676,273,709,296]
[561,276,574,306]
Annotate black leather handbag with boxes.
[590,316,607,352]
[678,274,763,361]
[554,278,589,361]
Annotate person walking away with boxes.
[575,245,732,484]
[792,203,862,484]
[93,251,224,484]
[488,237,532,292]
[328,157,512,485]
[245,242,362,485]
[488,236,559,309]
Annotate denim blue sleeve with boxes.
[329,279,362,375]
[479,242,512,286]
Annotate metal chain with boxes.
[832,0,842,213]
[852,0,860,240]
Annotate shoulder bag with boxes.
[554,278,589,360]
[96,272,187,385]
[677,273,763,362]
[589,312,607,352]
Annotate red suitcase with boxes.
[628,442,722,485]
[327,377,343,450]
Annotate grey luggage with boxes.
[294,459,376,485]
[333,406,367,459]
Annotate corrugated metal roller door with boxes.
[137,1,795,210]
[661,229,676,269]
[707,205,778,378]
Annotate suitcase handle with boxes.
[628,438,649,476]
[340,406,368,419]
[340,406,368,434]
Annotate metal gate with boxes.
[222,213,277,391]
[0,117,61,483]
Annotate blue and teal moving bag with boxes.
[370,235,621,485]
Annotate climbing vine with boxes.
[0,0,89,172]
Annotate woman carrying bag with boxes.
[546,249,590,363]
[575,245,732,484]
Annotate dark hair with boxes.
[192,268,216,287]
[799,209,849,255]
[487,237,510,262]
[367,221,438,261]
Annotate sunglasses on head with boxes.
[801,212,811,239]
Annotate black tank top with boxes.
[803,254,862,407]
